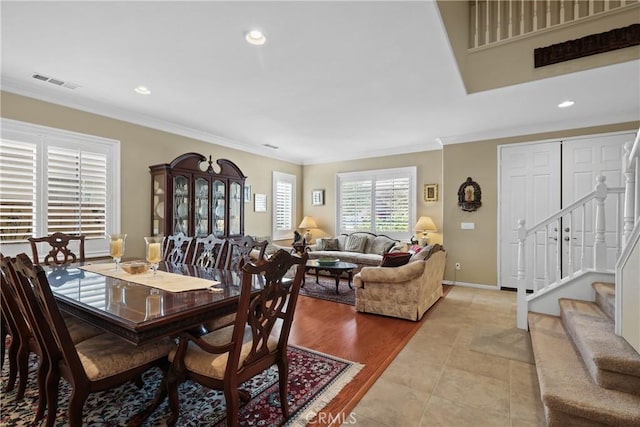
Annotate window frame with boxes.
[272,171,297,241]
[0,118,120,258]
[336,166,417,240]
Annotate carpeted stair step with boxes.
[559,298,640,396]
[592,282,615,320]
[528,312,640,427]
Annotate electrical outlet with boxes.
[455,262,461,270]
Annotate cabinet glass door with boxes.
[229,182,241,235]
[152,174,166,236]
[173,175,189,234]
[195,177,209,237]
[213,180,225,237]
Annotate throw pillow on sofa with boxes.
[381,252,412,267]
[370,235,397,255]
[316,238,340,251]
[345,234,368,253]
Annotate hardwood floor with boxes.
[289,292,449,425]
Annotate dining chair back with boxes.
[159,249,307,426]
[163,232,194,265]
[224,235,267,271]
[1,255,38,399]
[1,254,51,423]
[190,234,227,268]
[12,253,174,427]
[28,232,85,265]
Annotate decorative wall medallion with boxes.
[457,177,482,212]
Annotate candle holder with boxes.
[145,236,164,276]
[108,233,127,271]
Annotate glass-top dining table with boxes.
[45,261,263,346]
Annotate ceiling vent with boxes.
[32,73,80,90]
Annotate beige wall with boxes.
[3,92,637,287]
[438,1,640,93]
[1,91,302,258]
[442,121,639,286]
[302,151,443,244]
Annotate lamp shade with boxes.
[414,216,437,233]
[299,216,318,230]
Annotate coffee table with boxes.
[304,260,358,294]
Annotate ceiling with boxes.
[1,1,639,165]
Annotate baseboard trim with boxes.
[442,280,499,290]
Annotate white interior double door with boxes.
[499,132,633,290]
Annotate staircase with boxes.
[516,129,640,425]
[528,282,640,426]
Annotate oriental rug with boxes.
[299,274,355,306]
[0,345,363,426]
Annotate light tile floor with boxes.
[348,286,545,427]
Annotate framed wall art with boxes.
[254,193,267,212]
[312,189,325,206]
[424,184,438,202]
[244,184,251,203]
[457,177,482,212]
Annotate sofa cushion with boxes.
[316,238,339,251]
[381,252,412,267]
[370,236,397,255]
[409,243,444,263]
[345,234,368,253]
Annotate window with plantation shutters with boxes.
[47,147,107,240]
[0,139,37,243]
[0,119,119,258]
[337,167,416,240]
[272,171,296,240]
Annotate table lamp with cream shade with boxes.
[414,216,437,246]
[298,216,318,243]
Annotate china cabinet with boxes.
[150,153,246,238]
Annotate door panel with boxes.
[562,134,628,273]
[500,142,560,289]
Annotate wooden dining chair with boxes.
[139,249,308,426]
[163,232,194,265]
[28,232,85,265]
[11,253,175,427]
[1,254,104,425]
[190,234,227,269]
[223,235,268,271]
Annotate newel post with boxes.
[516,219,528,330]
[593,175,608,271]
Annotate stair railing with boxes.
[515,176,624,329]
[516,129,639,330]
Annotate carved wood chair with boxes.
[190,235,227,269]
[2,254,104,425]
[223,235,268,271]
[11,253,174,427]
[28,232,85,265]
[163,232,194,265]
[134,249,307,426]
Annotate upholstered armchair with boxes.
[353,248,446,321]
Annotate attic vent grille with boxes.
[32,73,80,90]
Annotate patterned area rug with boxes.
[299,273,355,305]
[0,345,363,426]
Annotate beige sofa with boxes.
[353,246,446,321]
[308,232,403,273]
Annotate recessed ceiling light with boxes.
[245,30,266,46]
[558,100,575,108]
[134,86,151,95]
